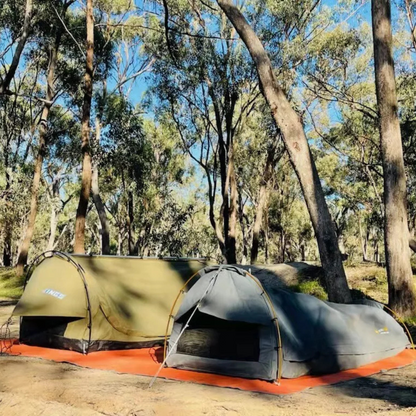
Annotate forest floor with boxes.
[1,263,416,415]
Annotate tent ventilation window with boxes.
[21,317,81,340]
[177,311,260,362]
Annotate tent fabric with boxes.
[166,265,410,381]
[12,252,207,353]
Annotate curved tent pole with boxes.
[163,269,204,360]
[150,267,221,388]
[383,305,415,349]
[23,250,93,354]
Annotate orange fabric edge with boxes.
[2,341,416,395]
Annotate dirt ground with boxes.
[1,303,416,415]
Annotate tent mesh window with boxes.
[177,310,260,362]
[20,317,79,341]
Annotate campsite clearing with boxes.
[1,302,416,416]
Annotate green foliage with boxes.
[0,268,24,299]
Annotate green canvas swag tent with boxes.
[166,266,411,381]
[12,251,206,353]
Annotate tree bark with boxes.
[0,0,33,94]
[46,175,60,251]
[91,118,110,254]
[2,144,12,266]
[217,0,351,303]
[127,189,136,255]
[74,0,94,254]
[251,143,277,264]
[225,149,237,263]
[16,27,62,276]
[372,0,416,316]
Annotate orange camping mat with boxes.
[3,342,416,395]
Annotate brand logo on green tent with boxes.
[43,289,66,300]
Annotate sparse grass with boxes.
[0,267,24,300]
[290,280,328,301]
[345,263,389,304]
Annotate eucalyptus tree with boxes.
[372,0,416,316]
[0,0,34,94]
[74,0,95,253]
[16,0,77,275]
[146,0,262,264]
[216,0,351,302]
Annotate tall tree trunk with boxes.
[264,213,269,264]
[0,0,33,94]
[3,230,12,267]
[238,191,249,265]
[127,189,136,255]
[46,175,60,251]
[280,231,286,263]
[91,118,110,254]
[251,188,268,264]
[225,149,237,263]
[372,0,416,316]
[251,143,277,264]
[3,146,12,266]
[217,0,351,303]
[74,0,94,254]
[16,28,62,276]
[359,211,369,262]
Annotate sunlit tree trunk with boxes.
[16,28,62,276]
[0,0,33,94]
[251,143,278,264]
[74,0,94,254]
[226,149,237,263]
[217,0,351,303]
[127,188,136,255]
[3,146,12,266]
[46,175,60,251]
[372,0,416,316]
[91,118,110,254]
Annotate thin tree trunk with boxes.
[251,143,277,264]
[74,0,94,254]
[0,0,33,94]
[127,189,135,255]
[251,184,268,264]
[238,191,249,265]
[226,149,237,263]
[372,0,416,316]
[264,213,269,264]
[16,28,62,276]
[300,242,306,261]
[3,147,12,266]
[217,0,351,303]
[280,231,286,263]
[91,118,110,254]
[359,211,369,262]
[117,227,122,256]
[46,176,60,250]
[3,230,12,267]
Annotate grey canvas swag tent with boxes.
[166,266,411,381]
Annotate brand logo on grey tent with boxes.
[43,289,66,300]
